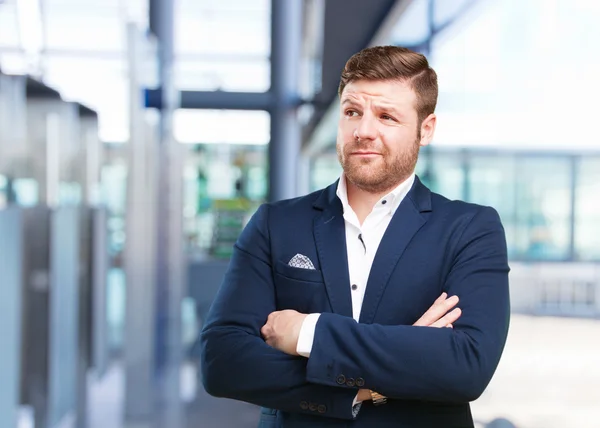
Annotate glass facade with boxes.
[512,156,572,260]
[575,157,600,261]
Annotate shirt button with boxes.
[382,200,387,205]
[351,284,358,291]
[300,401,309,410]
[356,378,365,387]
[336,375,346,385]
[309,403,318,412]
[318,404,327,414]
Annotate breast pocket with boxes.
[273,260,329,314]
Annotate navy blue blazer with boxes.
[200,176,510,428]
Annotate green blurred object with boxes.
[211,198,253,259]
[196,171,212,213]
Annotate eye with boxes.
[381,114,396,121]
[345,109,359,117]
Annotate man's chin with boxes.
[345,174,386,191]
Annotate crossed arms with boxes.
[200,204,510,420]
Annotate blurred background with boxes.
[1,0,599,427]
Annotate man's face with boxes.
[336,79,435,194]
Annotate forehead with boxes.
[341,79,417,110]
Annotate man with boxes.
[200,46,510,427]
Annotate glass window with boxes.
[42,56,129,142]
[44,8,125,52]
[468,154,516,218]
[513,157,572,260]
[432,0,478,29]
[425,150,465,201]
[389,0,430,46]
[12,178,39,207]
[467,154,518,257]
[174,109,270,145]
[0,174,6,209]
[175,58,270,92]
[175,0,270,92]
[310,152,341,192]
[574,157,600,261]
[414,150,429,181]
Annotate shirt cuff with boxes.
[296,313,321,358]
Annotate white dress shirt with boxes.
[296,172,415,356]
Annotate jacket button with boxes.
[300,401,308,410]
[309,402,317,412]
[346,378,356,387]
[356,378,365,387]
[318,404,327,414]
[336,375,346,385]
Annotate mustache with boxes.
[344,143,383,152]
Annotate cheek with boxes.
[338,120,354,137]
[381,128,414,150]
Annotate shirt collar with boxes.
[336,172,415,216]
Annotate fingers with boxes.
[413,294,460,327]
[261,323,278,348]
[430,307,462,328]
[263,311,284,346]
[260,324,271,339]
[434,292,447,304]
[262,313,277,339]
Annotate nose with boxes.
[355,113,378,142]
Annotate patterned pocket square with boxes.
[288,254,316,270]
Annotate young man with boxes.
[200,46,510,427]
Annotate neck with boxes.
[346,179,392,225]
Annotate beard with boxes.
[336,135,420,194]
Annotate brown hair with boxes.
[338,45,438,125]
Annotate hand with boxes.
[357,389,371,402]
[261,310,308,356]
[413,292,461,328]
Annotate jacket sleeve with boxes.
[200,204,358,419]
[305,206,510,403]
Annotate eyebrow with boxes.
[374,103,404,116]
[340,98,406,118]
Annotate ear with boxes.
[419,114,436,147]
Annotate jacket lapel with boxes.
[313,182,353,318]
[358,177,432,324]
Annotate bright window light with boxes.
[174,109,270,145]
[16,0,43,57]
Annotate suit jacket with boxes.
[200,176,510,428]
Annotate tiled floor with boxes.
[87,314,600,428]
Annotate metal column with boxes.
[151,0,186,424]
[269,0,304,201]
[124,24,158,421]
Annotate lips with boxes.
[351,151,381,156]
